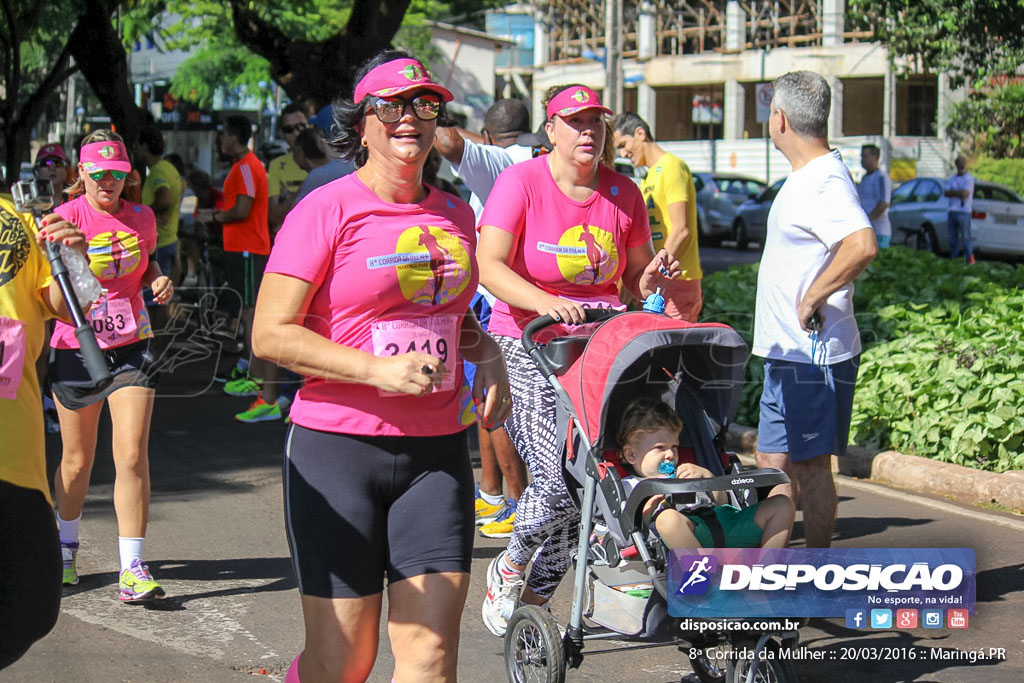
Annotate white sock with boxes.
[499,553,522,580]
[57,514,81,546]
[118,537,145,571]
[480,489,503,506]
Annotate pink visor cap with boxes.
[546,86,613,120]
[353,58,454,103]
[80,140,132,174]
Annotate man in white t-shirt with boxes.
[754,71,877,548]
[857,144,892,248]
[433,98,534,538]
[944,155,976,264]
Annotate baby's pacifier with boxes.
[658,460,676,477]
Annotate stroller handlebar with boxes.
[522,309,621,375]
[621,468,790,528]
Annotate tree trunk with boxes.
[67,0,146,148]
[230,0,413,111]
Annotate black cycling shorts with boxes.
[283,424,474,598]
[50,340,157,410]
[223,251,267,317]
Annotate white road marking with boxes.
[61,578,280,660]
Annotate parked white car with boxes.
[889,178,1024,257]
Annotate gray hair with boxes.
[771,71,830,140]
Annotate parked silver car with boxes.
[693,173,766,246]
[731,177,786,251]
[889,177,1024,257]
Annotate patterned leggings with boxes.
[496,334,580,600]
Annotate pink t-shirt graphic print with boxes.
[480,156,650,338]
[266,174,478,437]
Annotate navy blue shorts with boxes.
[283,425,475,598]
[757,356,859,462]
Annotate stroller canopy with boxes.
[559,313,749,448]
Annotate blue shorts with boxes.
[462,292,492,389]
[757,356,859,462]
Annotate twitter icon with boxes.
[870,609,893,629]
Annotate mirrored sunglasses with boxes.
[88,169,128,182]
[369,95,441,124]
[35,158,67,169]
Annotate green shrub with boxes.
[972,156,1024,198]
[701,248,1024,472]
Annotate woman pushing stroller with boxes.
[477,84,680,637]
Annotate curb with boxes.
[725,424,1024,514]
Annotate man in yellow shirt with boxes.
[267,102,310,237]
[613,113,703,321]
[0,198,92,667]
[137,126,183,281]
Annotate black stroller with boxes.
[503,310,801,683]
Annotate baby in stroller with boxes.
[617,397,795,551]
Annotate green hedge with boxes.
[972,156,1024,198]
[701,248,1024,472]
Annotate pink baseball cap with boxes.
[353,58,454,103]
[37,143,67,162]
[546,86,612,120]
[80,140,132,174]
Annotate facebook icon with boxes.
[845,609,867,630]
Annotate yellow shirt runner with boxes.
[641,152,702,281]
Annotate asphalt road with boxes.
[5,248,1022,683]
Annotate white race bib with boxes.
[88,297,138,348]
[371,315,459,396]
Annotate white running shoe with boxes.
[481,550,523,637]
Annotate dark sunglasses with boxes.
[35,158,67,169]
[368,94,441,124]
[88,169,128,182]
[281,122,308,135]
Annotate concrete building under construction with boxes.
[501,0,957,181]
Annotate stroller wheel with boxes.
[688,644,729,683]
[504,605,566,683]
[725,638,796,683]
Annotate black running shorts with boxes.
[283,425,474,598]
[50,340,157,410]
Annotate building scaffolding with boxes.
[535,0,874,64]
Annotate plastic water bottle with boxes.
[59,244,104,305]
[643,287,666,315]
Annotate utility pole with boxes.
[605,0,623,112]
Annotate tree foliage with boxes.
[948,84,1024,159]
[0,0,80,183]
[152,0,502,112]
[849,0,1024,89]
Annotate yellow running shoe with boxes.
[479,500,516,539]
[475,488,504,526]
[119,559,165,603]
